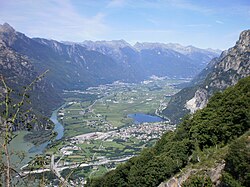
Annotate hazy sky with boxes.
[0,0,249,50]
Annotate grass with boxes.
[90,165,109,178]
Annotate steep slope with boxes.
[86,76,250,187]
[134,42,221,71]
[162,29,250,124]
[0,23,128,90]
[79,40,220,79]
[160,130,250,187]
[0,23,221,92]
[0,36,62,131]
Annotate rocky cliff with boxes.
[158,162,225,187]
[162,29,250,124]
[188,29,250,112]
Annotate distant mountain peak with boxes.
[0,22,16,33]
[134,42,222,56]
[81,39,132,49]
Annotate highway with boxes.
[20,155,133,176]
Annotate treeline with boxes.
[86,76,250,187]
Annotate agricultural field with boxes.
[59,78,187,138]
[33,77,189,181]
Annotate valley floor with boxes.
[20,77,189,185]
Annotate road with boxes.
[20,155,133,176]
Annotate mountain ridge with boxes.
[0,22,223,132]
[0,23,221,93]
[86,75,250,187]
[162,29,250,124]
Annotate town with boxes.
[21,77,187,185]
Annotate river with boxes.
[28,104,65,153]
[50,107,64,140]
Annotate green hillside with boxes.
[86,76,250,187]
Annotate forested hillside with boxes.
[86,76,250,187]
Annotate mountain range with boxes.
[0,22,249,186]
[0,22,221,121]
[86,29,250,187]
[0,23,221,91]
[162,29,250,124]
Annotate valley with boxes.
[20,77,188,184]
[0,1,249,186]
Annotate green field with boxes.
[39,80,185,178]
[41,78,188,181]
[60,79,185,138]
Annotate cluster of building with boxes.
[70,121,175,145]
[113,122,175,142]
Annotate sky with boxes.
[0,0,249,50]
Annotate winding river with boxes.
[50,107,64,140]
[28,104,65,153]
[28,106,165,154]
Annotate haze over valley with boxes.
[0,1,249,186]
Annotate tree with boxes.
[221,135,250,186]
[0,71,48,187]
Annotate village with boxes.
[21,78,186,185]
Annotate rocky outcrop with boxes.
[162,29,250,124]
[158,162,225,187]
[189,30,250,113]
[185,88,208,113]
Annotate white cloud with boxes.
[0,0,109,41]
[216,20,224,24]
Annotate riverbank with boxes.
[8,131,37,171]
[8,104,66,169]
[26,103,66,154]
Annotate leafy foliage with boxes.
[0,72,53,186]
[221,134,250,187]
[182,174,213,187]
[86,76,250,187]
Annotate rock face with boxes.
[158,162,225,187]
[189,30,250,112]
[162,29,250,124]
[185,88,208,113]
